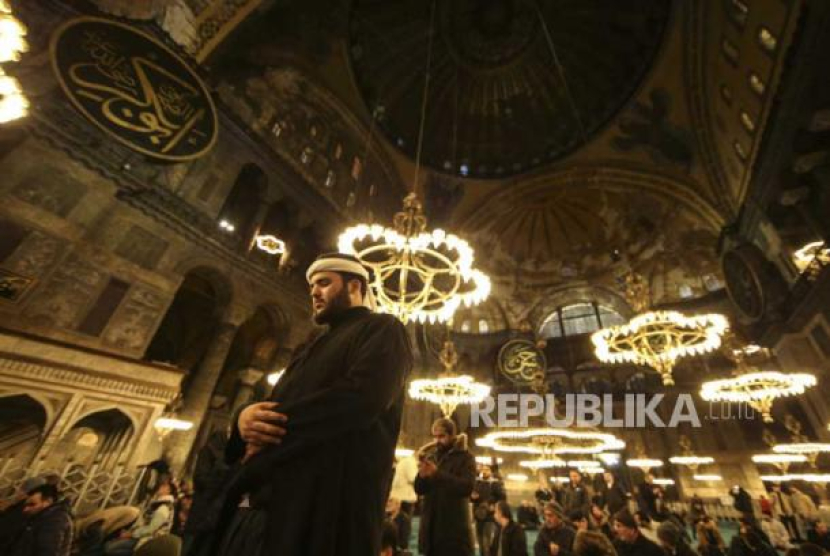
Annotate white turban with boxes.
[306,255,377,311]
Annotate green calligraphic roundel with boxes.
[51,17,218,161]
[497,339,547,385]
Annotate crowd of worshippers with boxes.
[385,418,830,556]
[3,421,830,556]
[0,467,192,556]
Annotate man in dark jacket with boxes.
[561,470,590,516]
[612,509,663,556]
[214,253,413,556]
[596,471,627,515]
[637,474,661,520]
[472,465,506,556]
[491,501,527,556]
[534,502,575,556]
[0,477,45,554]
[9,484,73,556]
[415,418,476,556]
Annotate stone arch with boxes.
[47,407,136,471]
[0,393,50,464]
[218,162,268,245]
[144,265,233,371]
[214,302,292,399]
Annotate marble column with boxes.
[233,368,265,412]
[166,320,239,474]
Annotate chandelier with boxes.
[476,428,625,455]
[699,371,816,423]
[669,435,715,472]
[339,194,490,323]
[760,473,830,483]
[0,0,28,124]
[519,458,600,470]
[752,453,807,473]
[0,0,27,63]
[408,338,490,417]
[626,458,663,470]
[337,3,489,324]
[793,241,830,276]
[154,416,194,438]
[770,414,830,468]
[591,272,728,386]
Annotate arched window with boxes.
[539,302,625,339]
[460,321,471,333]
[218,163,266,243]
[478,320,489,334]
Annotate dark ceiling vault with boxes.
[348,0,672,178]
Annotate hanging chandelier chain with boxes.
[533,0,589,146]
[412,0,438,193]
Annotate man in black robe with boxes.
[214,253,412,556]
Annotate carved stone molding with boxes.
[0,356,180,405]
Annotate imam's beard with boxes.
[313,285,353,325]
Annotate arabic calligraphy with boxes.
[498,339,547,384]
[51,17,217,161]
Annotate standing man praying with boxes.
[215,253,413,556]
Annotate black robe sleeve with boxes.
[231,314,411,489]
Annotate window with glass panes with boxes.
[539,302,625,338]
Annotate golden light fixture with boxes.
[760,473,830,483]
[476,428,625,456]
[409,375,490,417]
[793,241,830,275]
[592,310,728,386]
[669,435,715,472]
[693,474,723,481]
[772,443,830,469]
[626,458,664,470]
[581,466,606,475]
[653,478,675,486]
[339,194,490,324]
[669,456,715,467]
[0,66,26,123]
[591,272,728,386]
[475,455,504,465]
[154,416,194,438]
[0,0,27,63]
[772,443,830,455]
[597,453,621,466]
[408,339,490,417]
[520,458,567,470]
[700,371,816,423]
[751,453,808,474]
[255,234,286,255]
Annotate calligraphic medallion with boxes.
[497,339,547,385]
[50,17,217,161]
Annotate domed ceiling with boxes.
[460,169,723,290]
[348,0,672,178]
